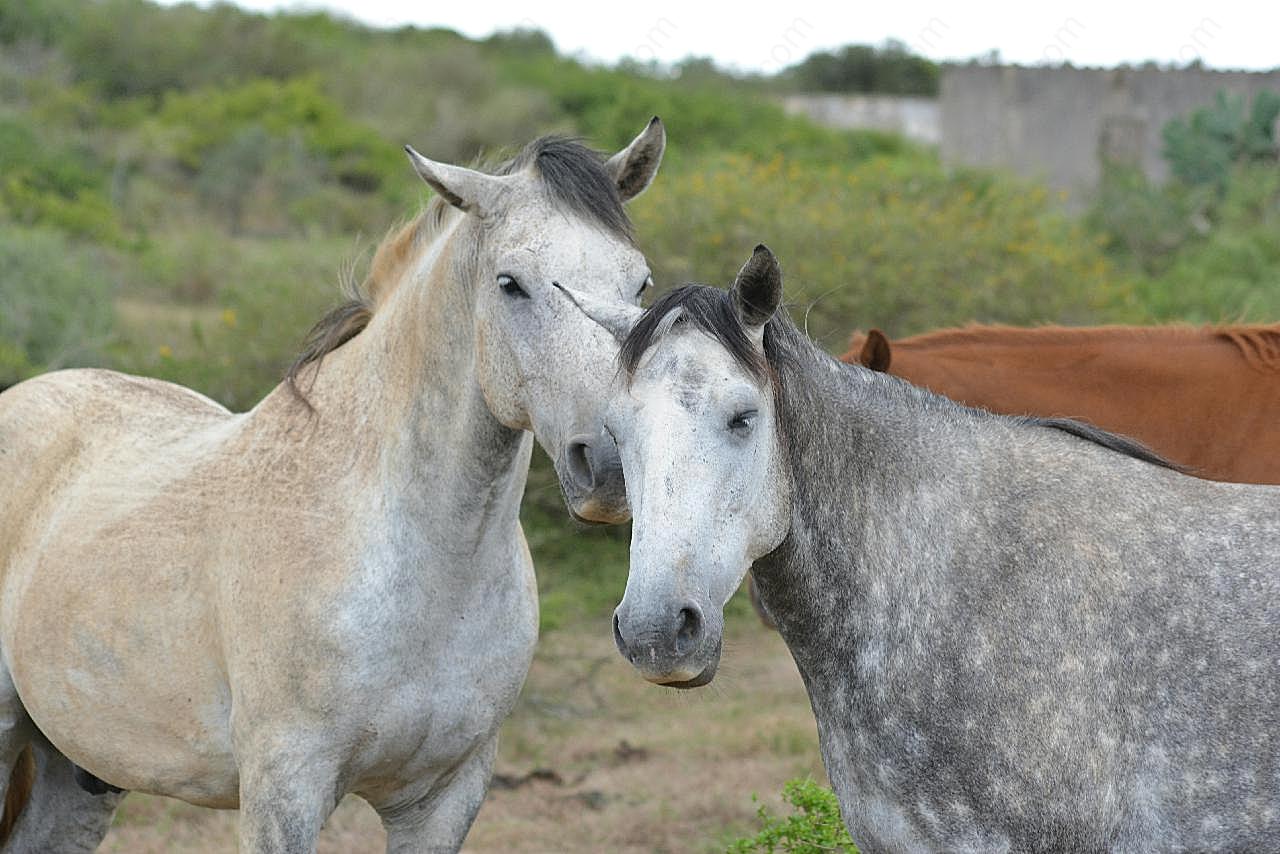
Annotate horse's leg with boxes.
[1,735,123,852]
[0,661,37,842]
[376,738,497,854]
[235,737,339,853]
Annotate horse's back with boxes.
[0,368,231,558]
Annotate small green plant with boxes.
[726,778,859,853]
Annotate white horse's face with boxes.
[601,247,793,687]
[406,121,665,524]
[471,211,650,523]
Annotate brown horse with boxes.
[749,322,1280,626]
[845,324,1280,484]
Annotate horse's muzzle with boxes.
[560,430,630,524]
[612,598,723,688]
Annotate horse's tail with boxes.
[0,745,35,844]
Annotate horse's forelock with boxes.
[497,136,633,243]
[620,285,769,382]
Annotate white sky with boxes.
[159,0,1279,72]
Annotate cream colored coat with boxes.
[0,120,664,852]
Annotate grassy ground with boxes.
[98,605,822,853]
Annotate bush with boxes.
[633,152,1132,349]
[155,77,402,193]
[781,40,938,96]
[727,778,859,853]
[0,226,116,385]
[492,51,907,166]
[1163,90,1279,192]
[0,113,123,243]
[109,233,352,410]
[1087,164,1213,274]
[1092,90,1280,324]
[1126,162,1280,323]
[61,0,328,98]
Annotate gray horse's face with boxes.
[603,247,792,686]
[406,120,665,524]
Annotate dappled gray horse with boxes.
[0,120,664,852]
[564,245,1280,852]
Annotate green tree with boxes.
[784,40,939,96]
[1162,90,1280,191]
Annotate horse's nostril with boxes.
[675,606,702,655]
[613,611,627,656]
[566,440,594,490]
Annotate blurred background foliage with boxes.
[0,0,1277,632]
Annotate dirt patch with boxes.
[99,617,822,853]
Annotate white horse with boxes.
[0,119,664,852]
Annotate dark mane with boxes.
[498,136,632,242]
[621,283,1181,472]
[287,136,631,407]
[619,285,788,381]
[1024,416,1185,472]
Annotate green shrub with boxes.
[1091,88,1280,324]
[1087,164,1212,275]
[0,0,77,46]
[153,77,405,196]
[492,51,907,166]
[109,233,351,410]
[1126,162,1280,323]
[1163,90,1279,192]
[0,226,116,385]
[61,0,327,98]
[727,778,859,853]
[633,152,1133,349]
[781,40,938,96]
[0,113,123,243]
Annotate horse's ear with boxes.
[732,244,782,330]
[861,329,892,372]
[605,117,666,203]
[554,283,644,344]
[403,146,509,213]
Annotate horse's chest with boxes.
[336,548,539,786]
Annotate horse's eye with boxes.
[727,410,757,435]
[636,275,654,299]
[497,274,528,299]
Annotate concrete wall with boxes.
[940,65,1280,195]
[782,93,940,145]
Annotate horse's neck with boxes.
[254,223,530,556]
[757,349,978,669]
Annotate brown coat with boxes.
[846,324,1280,485]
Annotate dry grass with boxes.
[97,615,822,853]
